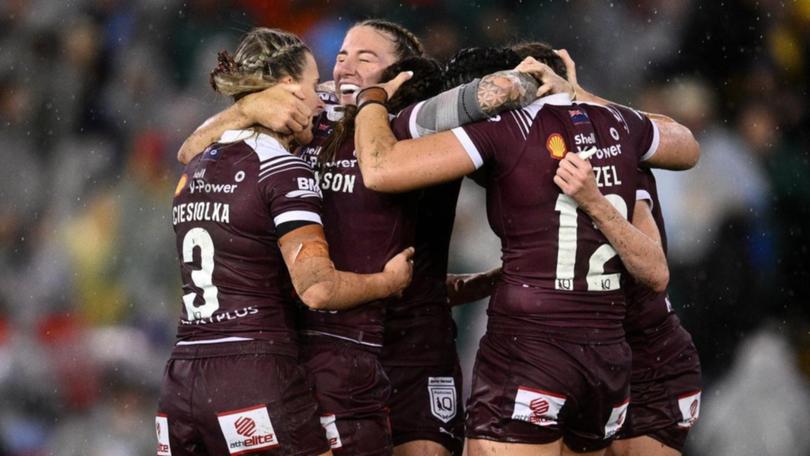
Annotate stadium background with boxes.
[0,0,808,454]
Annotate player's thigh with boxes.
[607,435,680,456]
[394,439,450,456]
[466,437,562,456]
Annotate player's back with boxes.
[172,129,322,354]
[453,94,659,341]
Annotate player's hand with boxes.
[446,268,502,307]
[514,57,574,99]
[553,152,602,209]
[374,71,414,101]
[237,84,312,134]
[383,246,415,296]
[554,49,584,101]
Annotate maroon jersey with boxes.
[452,94,660,342]
[172,129,323,354]
[625,169,677,337]
[625,169,697,372]
[382,103,462,365]
[297,110,418,349]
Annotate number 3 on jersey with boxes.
[182,227,220,319]
[554,194,627,291]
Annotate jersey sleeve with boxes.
[258,154,323,236]
[608,104,660,163]
[448,109,528,170]
[635,168,655,210]
[391,102,420,140]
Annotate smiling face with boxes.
[332,25,400,106]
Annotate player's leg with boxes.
[609,332,701,456]
[394,439,452,456]
[607,436,680,456]
[386,361,464,456]
[467,437,562,455]
[156,358,207,456]
[465,335,573,456]
[559,340,633,456]
[303,337,393,455]
[189,343,329,455]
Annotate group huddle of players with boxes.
[157,19,703,456]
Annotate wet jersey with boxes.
[384,103,462,366]
[298,107,418,349]
[625,169,682,340]
[452,94,659,342]
[172,130,323,354]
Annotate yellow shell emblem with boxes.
[174,173,188,196]
[546,133,567,160]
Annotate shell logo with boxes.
[546,133,567,160]
[175,173,188,196]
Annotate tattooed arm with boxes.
[409,57,572,137]
[279,224,414,310]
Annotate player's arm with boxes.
[177,84,312,164]
[446,267,502,307]
[354,89,478,192]
[554,153,669,292]
[400,58,572,137]
[279,224,414,310]
[556,49,699,171]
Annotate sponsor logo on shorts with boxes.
[512,386,566,427]
[320,414,343,449]
[604,398,630,438]
[677,390,701,428]
[155,414,172,456]
[217,404,279,454]
[428,377,457,423]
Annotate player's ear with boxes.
[279,75,295,84]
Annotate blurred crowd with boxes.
[0,0,808,454]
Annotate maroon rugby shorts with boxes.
[466,333,632,453]
[156,341,329,456]
[384,360,465,454]
[616,327,702,452]
[301,336,392,455]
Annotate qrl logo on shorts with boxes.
[511,386,566,427]
[428,377,457,423]
[155,414,172,456]
[217,405,279,454]
[677,391,701,428]
[320,414,343,449]
[604,398,630,438]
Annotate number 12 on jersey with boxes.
[554,194,627,292]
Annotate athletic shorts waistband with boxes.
[170,340,297,359]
